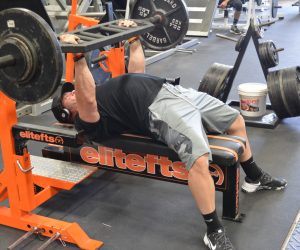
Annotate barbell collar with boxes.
[216,33,238,42]
[149,15,163,25]
[0,54,15,68]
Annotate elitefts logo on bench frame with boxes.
[79,146,225,185]
[19,131,64,144]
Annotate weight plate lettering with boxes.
[130,0,189,51]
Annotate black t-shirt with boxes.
[75,73,165,142]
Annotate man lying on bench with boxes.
[52,29,287,250]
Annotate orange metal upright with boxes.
[95,47,126,78]
[65,0,99,82]
[0,91,103,249]
[65,0,126,83]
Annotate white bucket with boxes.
[238,83,268,117]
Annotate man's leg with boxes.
[148,86,235,249]
[189,154,216,215]
[225,114,252,162]
[229,0,243,34]
[188,154,235,250]
[233,10,241,27]
[226,114,287,192]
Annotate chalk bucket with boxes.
[238,83,268,117]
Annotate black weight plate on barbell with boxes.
[258,42,267,67]
[270,42,279,67]
[267,70,290,119]
[235,35,245,52]
[281,67,300,117]
[0,8,63,104]
[258,41,279,69]
[198,63,233,103]
[0,36,31,84]
[266,41,279,68]
[272,0,278,18]
[130,0,189,51]
[254,17,264,38]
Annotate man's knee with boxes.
[227,114,246,133]
[235,1,243,12]
[188,155,210,179]
[233,0,242,11]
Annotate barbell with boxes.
[216,34,246,52]
[0,1,189,104]
[216,33,283,69]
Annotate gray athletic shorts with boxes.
[148,83,239,170]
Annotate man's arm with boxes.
[74,58,100,123]
[219,0,229,8]
[118,19,145,73]
[59,34,100,123]
[128,39,145,73]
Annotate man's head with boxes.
[51,82,78,123]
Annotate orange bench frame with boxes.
[0,94,103,248]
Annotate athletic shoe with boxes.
[241,171,287,193]
[230,25,242,35]
[203,229,235,250]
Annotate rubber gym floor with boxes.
[0,3,299,250]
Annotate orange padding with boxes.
[209,145,239,162]
[207,135,246,152]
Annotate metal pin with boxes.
[37,232,61,250]
[7,227,41,249]
[16,160,34,173]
